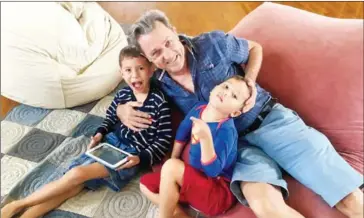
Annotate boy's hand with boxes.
[117,155,140,170]
[190,117,211,141]
[87,133,103,150]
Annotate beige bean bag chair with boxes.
[1,2,127,108]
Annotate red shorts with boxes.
[140,163,236,216]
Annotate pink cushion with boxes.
[156,3,362,217]
[225,2,363,217]
[229,2,363,172]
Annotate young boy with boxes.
[140,75,252,218]
[1,45,172,218]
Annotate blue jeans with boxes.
[68,132,140,192]
[230,103,363,207]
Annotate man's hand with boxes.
[242,78,257,113]
[116,101,152,132]
[87,133,103,150]
[190,117,212,141]
[117,155,140,170]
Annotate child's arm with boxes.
[191,117,236,177]
[201,127,236,177]
[95,89,128,136]
[139,101,173,167]
[170,109,196,158]
[190,117,216,164]
[170,141,185,159]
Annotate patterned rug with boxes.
[0,81,162,218]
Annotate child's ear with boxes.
[230,110,242,118]
[119,68,124,76]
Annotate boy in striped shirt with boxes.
[0,45,172,218]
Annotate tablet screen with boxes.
[89,144,128,165]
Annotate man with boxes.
[117,10,363,218]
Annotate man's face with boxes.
[138,21,186,74]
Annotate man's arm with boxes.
[243,40,263,82]
[239,40,262,113]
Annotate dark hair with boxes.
[118,45,149,67]
[226,75,252,108]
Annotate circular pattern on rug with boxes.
[98,184,150,218]
[37,110,86,135]
[49,137,88,166]
[13,129,65,162]
[5,105,50,126]
[18,169,48,198]
[72,117,103,138]
[1,157,35,195]
[1,121,30,153]
[58,187,108,217]
[146,204,160,218]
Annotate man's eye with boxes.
[139,67,144,70]
[233,94,237,99]
[151,51,160,59]
[126,69,131,72]
[224,85,228,89]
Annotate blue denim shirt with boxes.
[154,31,271,134]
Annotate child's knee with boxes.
[65,167,88,185]
[161,159,184,175]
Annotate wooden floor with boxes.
[1,2,363,118]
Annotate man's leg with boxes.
[241,182,304,218]
[19,185,84,218]
[245,104,363,215]
[1,162,109,218]
[245,104,363,216]
[230,145,304,218]
[335,189,363,218]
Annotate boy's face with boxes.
[209,78,250,117]
[120,56,153,94]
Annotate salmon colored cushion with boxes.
[227,2,363,218]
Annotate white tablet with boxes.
[85,142,132,169]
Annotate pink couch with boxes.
[157,3,363,217]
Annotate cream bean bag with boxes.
[1,2,127,108]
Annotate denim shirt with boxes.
[154,31,271,134]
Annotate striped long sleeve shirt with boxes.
[95,85,172,167]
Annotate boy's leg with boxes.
[140,184,190,218]
[1,162,109,218]
[158,159,185,218]
[19,185,84,218]
[140,184,160,205]
[140,172,190,218]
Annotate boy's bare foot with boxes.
[1,201,23,218]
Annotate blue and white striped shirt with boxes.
[95,84,172,167]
